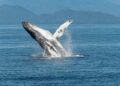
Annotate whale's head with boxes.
[23,22,49,49]
[22,21,36,39]
[22,21,54,46]
[22,21,53,40]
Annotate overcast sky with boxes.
[0,0,120,15]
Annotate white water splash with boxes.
[64,30,73,56]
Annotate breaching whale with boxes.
[22,20,72,57]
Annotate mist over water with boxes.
[65,30,73,55]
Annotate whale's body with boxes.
[22,20,72,57]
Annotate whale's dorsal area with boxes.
[22,20,73,57]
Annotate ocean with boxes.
[0,24,120,86]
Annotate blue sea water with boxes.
[0,24,120,86]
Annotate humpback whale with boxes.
[22,20,72,57]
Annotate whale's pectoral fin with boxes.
[53,20,73,40]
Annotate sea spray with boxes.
[64,30,73,56]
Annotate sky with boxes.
[0,0,120,15]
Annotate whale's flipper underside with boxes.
[53,20,73,40]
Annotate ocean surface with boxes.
[0,24,120,86]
